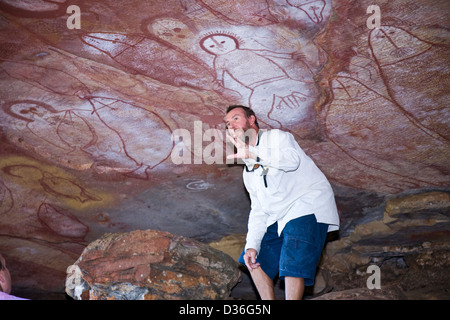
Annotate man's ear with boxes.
[248,115,256,126]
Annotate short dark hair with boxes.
[226,105,259,128]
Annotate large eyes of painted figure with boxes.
[204,35,236,55]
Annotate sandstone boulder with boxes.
[65,229,241,300]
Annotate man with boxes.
[0,253,27,300]
[225,105,339,300]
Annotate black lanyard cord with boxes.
[245,164,268,188]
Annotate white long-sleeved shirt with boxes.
[242,129,339,254]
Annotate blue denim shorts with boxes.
[238,214,328,286]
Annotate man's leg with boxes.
[280,215,329,300]
[250,267,275,300]
[238,223,282,300]
[285,276,305,300]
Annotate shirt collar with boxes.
[244,130,263,171]
[256,129,262,146]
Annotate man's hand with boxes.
[243,248,260,271]
[226,129,257,161]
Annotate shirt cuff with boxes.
[244,231,265,255]
[244,241,261,256]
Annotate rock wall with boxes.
[0,0,448,299]
[317,191,450,299]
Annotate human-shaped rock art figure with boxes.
[325,75,448,191]
[81,32,218,92]
[148,18,197,51]
[286,0,327,24]
[2,100,84,153]
[37,203,89,240]
[369,26,450,142]
[2,100,121,170]
[196,0,278,26]
[88,97,174,179]
[2,164,101,204]
[1,98,171,179]
[200,32,316,127]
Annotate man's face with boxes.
[0,254,12,294]
[225,107,252,139]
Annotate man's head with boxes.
[225,105,259,130]
[0,253,12,294]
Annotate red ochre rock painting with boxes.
[37,203,89,240]
[0,0,448,298]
